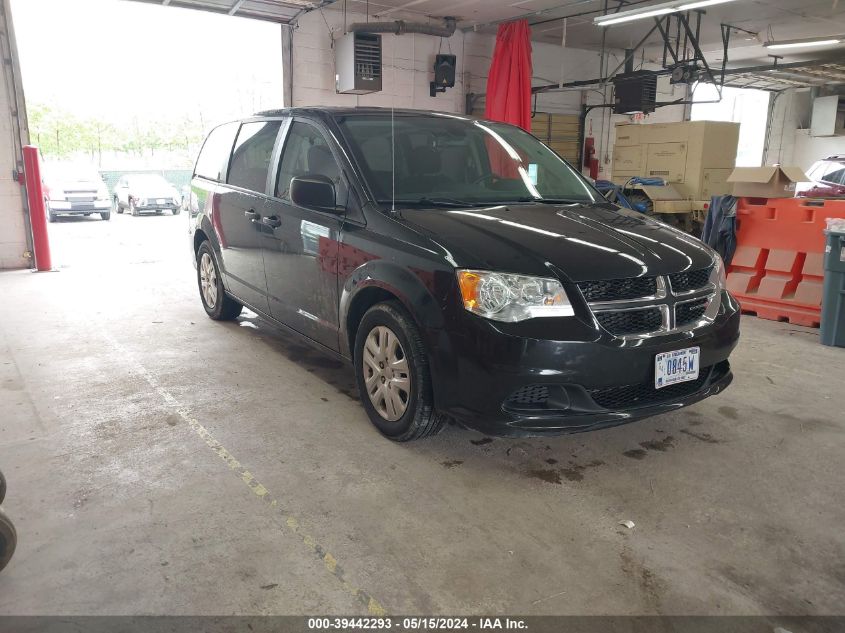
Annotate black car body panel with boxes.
[189,108,740,437]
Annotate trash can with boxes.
[821,229,845,347]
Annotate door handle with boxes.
[244,209,260,222]
[262,215,282,229]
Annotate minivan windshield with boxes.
[336,113,598,207]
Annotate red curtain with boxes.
[484,19,533,131]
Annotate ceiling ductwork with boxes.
[347,17,456,38]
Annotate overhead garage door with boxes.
[471,109,581,166]
[530,113,580,166]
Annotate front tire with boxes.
[100,211,111,221]
[130,199,139,216]
[354,302,444,441]
[45,201,56,223]
[114,197,123,214]
[0,507,16,573]
[197,241,242,321]
[172,207,181,216]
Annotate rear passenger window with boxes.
[194,122,239,182]
[227,121,282,194]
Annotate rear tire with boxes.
[130,199,139,216]
[100,211,111,221]
[354,302,445,441]
[0,470,5,504]
[197,241,242,321]
[115,198,123,214]
[0,507,16,573]
[45,201,56,223]
[172,208,181,216]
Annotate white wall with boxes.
[791,130,845,172]
[291,9,467,113]
[762,88,845,172]
[0,0,28,269]
[290,9,689,180]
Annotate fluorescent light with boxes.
[596,7,675,26]
[594,0,739,27]
[764,37,842,50]
[678,0,735,9]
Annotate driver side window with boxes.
[276,121,342,201]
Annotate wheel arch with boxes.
[339,261,446,361]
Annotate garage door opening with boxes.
[691,83,771,167]
[10,0,283,269]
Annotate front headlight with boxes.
[456,270,574,322]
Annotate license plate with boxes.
[157,198,165,204]
[655,346,700,389]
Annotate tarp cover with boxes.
[485,20,532,131]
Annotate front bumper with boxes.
[428,291,741,437]
[136,202,180,212]
[48,200,111,214]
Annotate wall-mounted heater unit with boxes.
[612,70,657,114]
[336,32,383,94]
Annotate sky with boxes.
[11,0,285,129]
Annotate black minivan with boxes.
[188,108,740,441]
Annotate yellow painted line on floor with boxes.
[103,333,387,616]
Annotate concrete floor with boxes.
[0,211,843,616]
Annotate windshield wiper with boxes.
[514,196,590,205]
[390,197,483,208]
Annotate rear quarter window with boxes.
[194,122,239,182]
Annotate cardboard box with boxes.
[727,166,810,198]
[612,121,739,199]
[612,145,645,172]
[645,142,687,182]
[701,168,734,199]
[614,124,640,147]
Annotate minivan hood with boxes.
[400,203,715,282]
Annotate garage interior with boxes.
[0,0,844,623]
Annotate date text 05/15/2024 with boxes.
[307,617,528,630]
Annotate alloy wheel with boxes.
[362,325,410,421]
[199,252,218,309]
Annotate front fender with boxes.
[338,258,450,360]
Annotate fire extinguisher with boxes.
[583,136,596,169]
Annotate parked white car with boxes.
[113,174,181,216]
[43,165,111,222]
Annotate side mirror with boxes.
[290,175,339,213]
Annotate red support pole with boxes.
[22,145,52,271]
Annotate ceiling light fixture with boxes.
[764,36,843,50]
[594,0,739,27]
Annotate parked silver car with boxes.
[113,174,182,216]
[43,165,111,221]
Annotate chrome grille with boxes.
[676,297,709,327]
[669,266,712,294]
[577,276,658,302]
[596,308,662,336]
[580,264,717,339]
